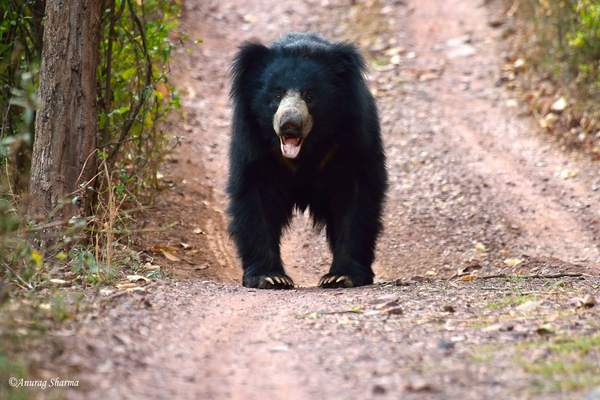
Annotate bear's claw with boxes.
[245,274,294,289]
[318,274,354,288]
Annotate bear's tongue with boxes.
[281,136,302,159]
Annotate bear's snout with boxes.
[279,112,303,136]
[272,90,314,159]
[273,90,314,140]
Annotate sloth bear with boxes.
[228,32,387,289]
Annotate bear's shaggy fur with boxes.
[228,32,387,289]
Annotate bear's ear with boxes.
[330,43,368,79]
[230,42,270,101]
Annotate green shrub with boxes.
[566,0,600,92]
[0,0,188,291]
[518,0,600,98]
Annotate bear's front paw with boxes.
[318,274,354,288]
[243,274,295,289]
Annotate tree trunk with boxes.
[29,0,102,221]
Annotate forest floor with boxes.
[29,0,600,399]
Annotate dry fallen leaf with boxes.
[475,242,487,252]
[268,345,290,352]
[504,258,523,267]
[516,300,544,313]
[418,73,439,82]
[513,58,526,72]
[560,169,580,179]
[582,294,597,308]
[539,113,558,129]
[383,46,407,56]
[144,263,160,271]
[551,96,567,112]
[243,14,259,22]
[162,251,181,262]
[382,305,403,315]
[180,242,193,250]
[372,294,399,304]
[116,283,138,289]
[457,264,481,276]
[49,278,68,285]
[154,246,179,252]
[536,323,555,336]
[193,228,205,234]
[127,275,150,283]
[403,380,433,392]
[375,300,399,310]
[390,54,402,65]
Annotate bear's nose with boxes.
[280,112,303,135]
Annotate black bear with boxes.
[228,32,387,289]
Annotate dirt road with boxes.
[58,0,600,399]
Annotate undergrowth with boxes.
[0,0,191,397]
[0,0,186,294]
[505,0,600,149]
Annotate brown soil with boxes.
[52,0,600,399]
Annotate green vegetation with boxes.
[513,0,600,136]
[516,333,600,393]
[0,0,186,292]
[518,0,600,93]
[0,287,84,399]
[468,344,499,363]
[1,1,188,397]
[484,294,529,309]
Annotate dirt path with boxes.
[57,0,600,399]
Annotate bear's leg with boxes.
[229,185,295,289]
[318,183,383,288]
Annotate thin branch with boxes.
[2,261,33,290]
[85,221,179,236]
[22,219,71,233]
[107,0,153,166]
[98,135,140,148]
[478,272,584,280]
[101,0,118,147]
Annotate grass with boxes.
[0,287,89,399]
[515,333,600,393]
[468,344,499,363]
[484,295,529,309]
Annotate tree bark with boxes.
[29,0,102,221]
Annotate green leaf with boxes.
[122,67,137,80]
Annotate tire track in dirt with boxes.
[408,0,600,265]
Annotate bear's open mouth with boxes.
[280,135,303,159]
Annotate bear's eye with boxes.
[274,92,282,101]
[305,91,314,101]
